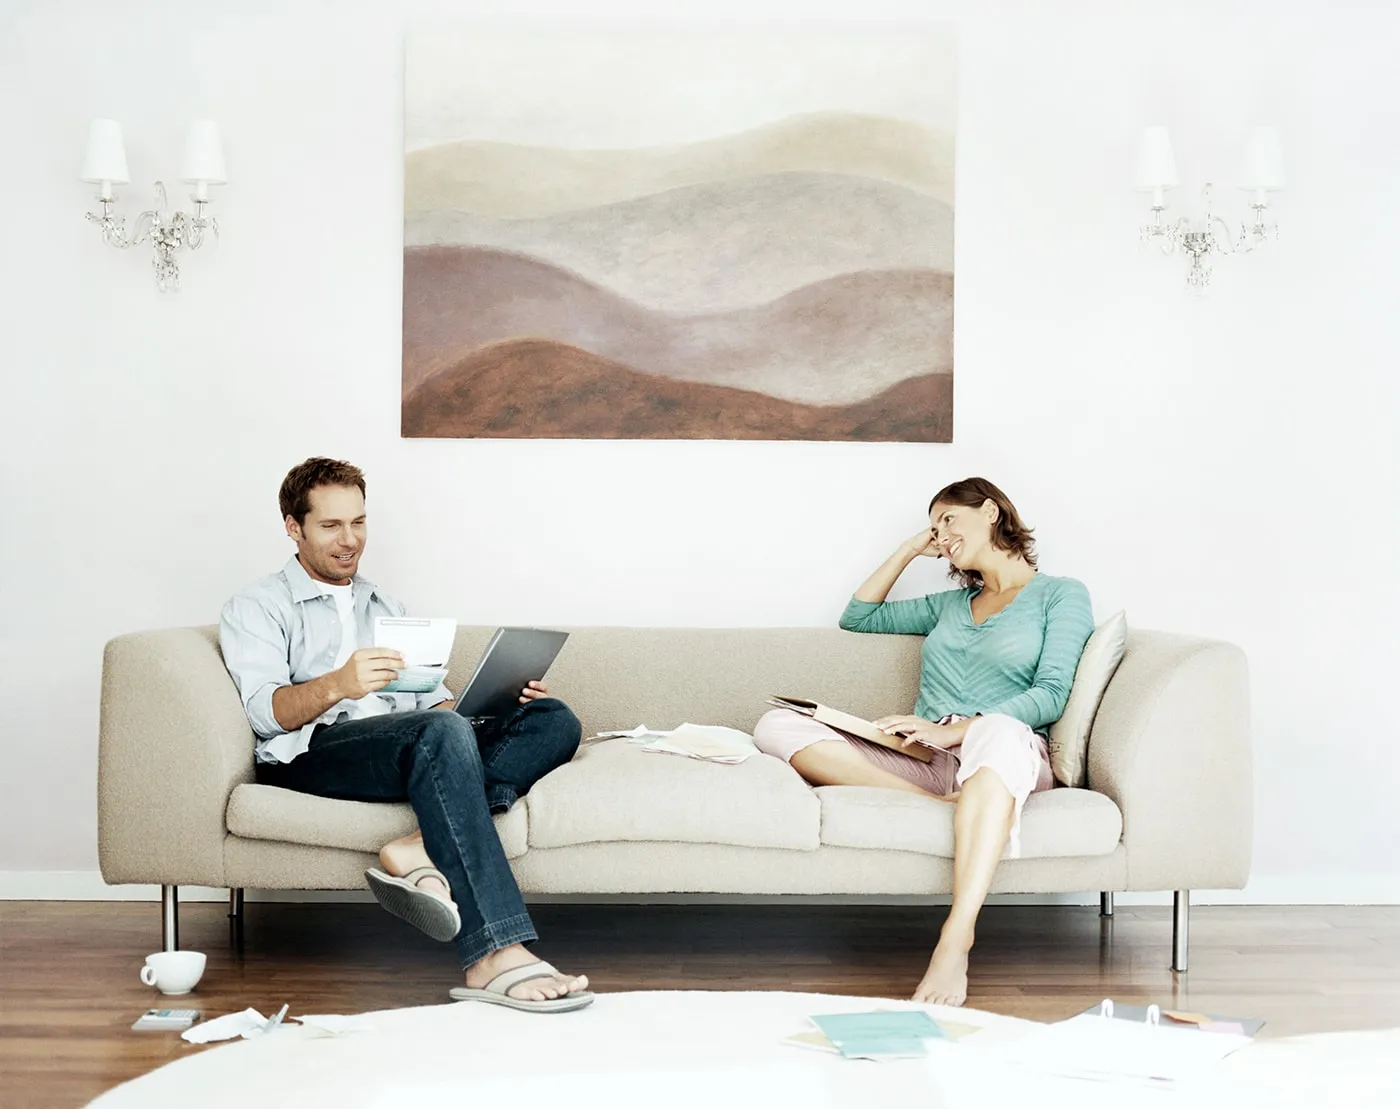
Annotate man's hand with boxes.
[874,715,969,750]
[332,647,405,701]
[519,679,549,705]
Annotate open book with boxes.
[766,696,934,763]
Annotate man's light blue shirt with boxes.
[219,556,451,764]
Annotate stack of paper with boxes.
[593,724,758,764]
[1083,1003,1264,1038]
[985,1011,1254,1086]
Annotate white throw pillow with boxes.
[1048,610,1128,788]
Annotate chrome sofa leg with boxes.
[1172,889,1190,972]
[1100,891,1115,917]
[161,884,179,952]
[228,887,245,950]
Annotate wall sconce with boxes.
[1135,125,1284,291]
[81,119,226,292]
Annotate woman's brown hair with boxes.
[927,477,1037,589]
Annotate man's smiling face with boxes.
[286,483,366,586]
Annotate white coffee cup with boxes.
[140,950,206,995]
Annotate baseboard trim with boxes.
[2,871,1396,905]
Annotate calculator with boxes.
[131,1008,201,1031]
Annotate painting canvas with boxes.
[402,29,956,441]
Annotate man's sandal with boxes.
[363,866,461,942]
[449,961,595,1013]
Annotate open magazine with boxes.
[765,696,934,762]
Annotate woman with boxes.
[753,477,1093,1007]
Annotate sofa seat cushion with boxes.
[816,786,1123,859]
[225,784,529,860]
[525,739,821,851]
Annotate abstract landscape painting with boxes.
[403,30,956,441]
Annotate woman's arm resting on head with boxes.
[839,530,944,635]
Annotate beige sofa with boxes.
[98,625,1251,971]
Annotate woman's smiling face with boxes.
[929,499,994,568]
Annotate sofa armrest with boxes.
[98,626,253,887]
[1085,630,1252,891]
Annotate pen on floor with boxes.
[263,1003,290,1033]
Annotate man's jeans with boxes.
[254,699,581,969]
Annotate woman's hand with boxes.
[518,679,550,704]
[852,527,943,607]
[901,528,941,560]
[874,715,971,750]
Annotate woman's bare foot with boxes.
[913,936,971,1006]
[379,834,450,901]
[465,944,590,1002]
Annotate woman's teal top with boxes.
[839,573,1094,731]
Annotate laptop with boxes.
[454,627,570,721]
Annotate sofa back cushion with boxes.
[1048,611,1128,787]
[449,626,925,739]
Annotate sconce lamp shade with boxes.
[81,118,130,184]
[1239,125,1284,191]
[181,120,226,184]
[1135,126,1179,191]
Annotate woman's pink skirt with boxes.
[752,709,1055,857]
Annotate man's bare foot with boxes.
[379,836,450,901]
[912,938,970,1006]
[465,944,590,1002]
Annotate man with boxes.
[219,457,591,1012]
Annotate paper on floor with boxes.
[181,1008,269,1043]
[967,1011,1253,1086]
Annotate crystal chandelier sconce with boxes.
[1135,125,1284,292]
[81,119,227,292]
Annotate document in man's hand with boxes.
[766,696,934,762]
[374,617,456,694]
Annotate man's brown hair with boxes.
[279,457,366,527]
[928,476,1037,590]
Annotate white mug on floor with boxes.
[140,950,206,995]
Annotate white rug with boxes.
[87,990,1400,1108]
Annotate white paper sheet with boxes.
[372,617,456,666]
[634,723,757,763]
[180,1008,269,1044]
[373,616,455,693]
[971,1012,1253,1086]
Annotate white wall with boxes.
[1,0,1397,899]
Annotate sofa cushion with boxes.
[525,739,821,851]
[225,784,529,860]
[1050,610,1128,788]
[816,785,1122,859]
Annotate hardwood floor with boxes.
[1,901,1397,1107]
